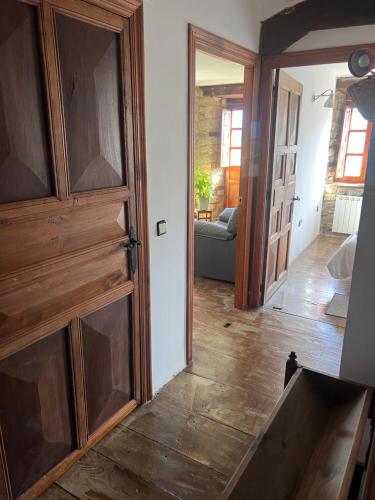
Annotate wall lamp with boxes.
[312,89,334,108]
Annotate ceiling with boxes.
[196,50,245,87]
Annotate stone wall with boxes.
[194,85,243,220]
[321,77,364,233]
[194,87,225,219]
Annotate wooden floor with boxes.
[41,235,345,499]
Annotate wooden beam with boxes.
[260,0,375,55]
[200,83,244,98]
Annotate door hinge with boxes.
[260,283,264,295]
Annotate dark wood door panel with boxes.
[276,88,289,147]
[266,239,279,292]
[56,13,127,193]
[0,0,148,497]
[0,244,131,345]
[264,71,302,301]
[0,329,75,498]
[0,0,53,204]
[0,201,127,276]
[81,297,133,435]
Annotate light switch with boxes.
[157,220,167,236]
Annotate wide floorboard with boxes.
[41,235,345,499]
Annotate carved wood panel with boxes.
[81,297,133,435]
[56,13,126,193]
[0,0,53,204]
[0,329,75,498]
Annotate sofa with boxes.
[194,207,238,283]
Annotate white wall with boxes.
[284,66,335,264]
[143,0,375,393]
[143,0,260,393]
[340,132,375,387]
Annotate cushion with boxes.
[219,208,235,223]
[194,220,234,241]
[227,207,238,235]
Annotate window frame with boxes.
[221,107,243,169]
[336,101,372,184]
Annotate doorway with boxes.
[187,26,258,363]
[253,48,375,332]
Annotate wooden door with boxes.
[0,0,148,498]
[264,70,302,301]
[225,167,240,207]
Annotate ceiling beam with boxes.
[260,0,375,55]
[200,83,244,98]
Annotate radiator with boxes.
[332,195,363,234]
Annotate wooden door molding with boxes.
[250,43,375,307]
[84,0,142,17]
[129,4,152,403]
[0,1,150,498]
[187,25,259,363]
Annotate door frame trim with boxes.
[129,3,152,403]
[250,43,375,308]
[187,25,259,363]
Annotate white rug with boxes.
[326,293,349,319]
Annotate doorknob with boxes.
[292,196,301,202]
[120,226,142,273]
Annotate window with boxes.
[221,108,243,168]
[336,103,372,184]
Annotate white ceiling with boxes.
[196,50,245,87]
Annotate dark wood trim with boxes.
[361,416,375,499]
[68,319,89,449]
[83,0,141,17]
[190,25,258,67]
[187,25,196,365]
[262,44,375,70]
[200,83,244,98]
[129,4,152,402]
[250,43,375,308]
[187,25,259,364]
[259,0,375,55]
[48,0,125,31]
[235,60,261,309]
[18,399,138,500]
[121,11,142,406]
[0,426,11,500]
[41,1,70,200]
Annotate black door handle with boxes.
[292,196,301,202]
[120,226,142,273]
